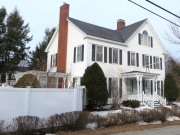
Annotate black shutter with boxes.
[151,37,153,48]
[153,56,156,69]
[108,78,112,98]
[161,81,163,97]
[139,33,141,45]
[151,80,153,95]
[150,56,152,69]
[160,58,162,70]
[81,45,84,61]
[50,55,52,67]
[119,50,122,65]
[109,48,112,63]
[119,79,122,98]
[128,51,130,66]
[56,54,58,66]
[104,47,107,63]
[142,54,145,67]
[73,47,76,63]
[92,44,95,61]
[136,53,139,67]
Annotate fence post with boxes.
[25,86,31,116]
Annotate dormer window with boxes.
[139,30,153,47]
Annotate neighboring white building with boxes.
[45,3,167,107]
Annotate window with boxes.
[92,44,103,62]
[96,46,103,62]
[139,30,153,47]
[109,48,122,64]
[153,56,162,70]
[73,45,84,63]
[113,49,118,64]
[51,54,57,67]
[128,51,139,67]
[109,78,118,98]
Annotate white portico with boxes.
[122,71,166,108]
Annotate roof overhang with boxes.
[84,35,127,46]
[122,71,160,79]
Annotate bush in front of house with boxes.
[122,100,140,108]
[164,73,179,102]
[81,62,108,109]
[13,116,40,135]
[46,111,90,132]
[14,74,41,88]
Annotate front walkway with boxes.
[111,125,180,135]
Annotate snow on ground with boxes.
[173,102,180,107]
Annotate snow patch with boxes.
[166,116,180,121]
[86,122,98,130]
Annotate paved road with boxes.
[111,125,180,135]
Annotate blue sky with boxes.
[0,0,180,58]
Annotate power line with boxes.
[128,0,180,27]
[145,0,180,19]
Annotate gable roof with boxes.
[68,17,147,43]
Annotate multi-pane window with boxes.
[139,30,153,47]
[96,46,103,62]
[128,51,139,67]
[113,49,118,64]
[73,45,84,63]
[92,45,103,62]
[51,54,57,67]
[109,78,118,98]
[131,52,136,66]
[154,57,160,69]
[77,46,82,62]
[153,56,162,70]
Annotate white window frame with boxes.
[144,54,150,68]
[51,54,57,67]
[77,45,82,62]
[130,52,136,66]
[113,48,118,64]
[155,57,160,69]
[141,30,151,47]
[96,46,103,62]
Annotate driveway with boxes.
[111,125,180,135]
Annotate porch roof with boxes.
[122,71,160,79]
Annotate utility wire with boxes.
[128,0,180,27]
[145,0,180,19]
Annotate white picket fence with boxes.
[0,86,85,123]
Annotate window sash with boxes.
[77,46,82,62]
[96,46,103,62]
[144,55,149,68]
[131,52,136,66]
[113,49,118,64]
[155,57,160,69]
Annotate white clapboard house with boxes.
[45,3,167,107]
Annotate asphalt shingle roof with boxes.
[68,17,147,43]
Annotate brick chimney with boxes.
[57,3,69,72]
[117,19,125,29]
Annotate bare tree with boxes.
[166,18,180,45]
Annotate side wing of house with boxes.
[45,29,59,72]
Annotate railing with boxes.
[154,93,166,106]
[142,92,154,108]
[125,92,166,108]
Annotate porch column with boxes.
[154,76,157,94]
[139,75,143,95]
[122,77,127,100]
[63,77,66,88]
[139,75,143,102]
[136,75,140,96]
